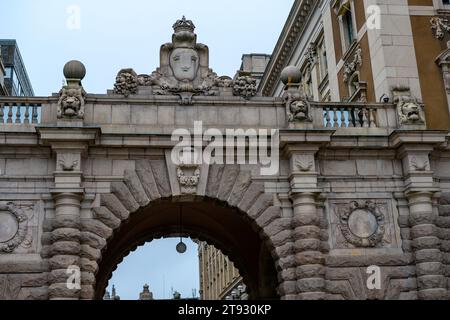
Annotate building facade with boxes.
[0,9,449,301]
[198,242,245,300]
[260,0,450,131]
[0,40,34,97]
[0,47,7,96]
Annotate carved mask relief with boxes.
[170,48,199,82]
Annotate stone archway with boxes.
[60,160,295,300]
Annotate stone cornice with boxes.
[259,0,318,97]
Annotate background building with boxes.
[259,0,450,130]
[198,242,247,300]
[0,40,34,96]
[0,46,7,96]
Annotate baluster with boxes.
[369,108,377,128]
[325,107,331,127]
[333,107,338,128]
[0,103,4,123]
[24,104,30,124]
[340,107,346,128]
[32,104,39,124]
[15,103,21,123]
[348,108,355,127]
[354,107,361,127]
[7,103,13,123]
[362,107,369,128]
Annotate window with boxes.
[4,67,12,78]
[342,9,355,49]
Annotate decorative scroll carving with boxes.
[393,87,425,125]
[57,86,86,119]
[343,46,362,83]
[113,69,138,97]
[176,164,200,194]
[336,200,386,248]
[0,202,29,253]
[431,17,450,40]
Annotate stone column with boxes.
[48,192,83,300]
[397,140,447,300]
[282,136,331,300]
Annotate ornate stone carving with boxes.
[58,154,79,171]
[393,87,425,125]
[343,46,362,83]
[284,90,312,122]
[410,156,429,172]
[0,202,29,253]
[232,75,257,99]
[113,68,138,97]
[57,86,86,119]
[294,155,314,172]
[305,43,317,65]
[176,164,200,194]
[336,200,386,248]
[111,17,257,104]
[430,17,450,40]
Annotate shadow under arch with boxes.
[94,196,280,300]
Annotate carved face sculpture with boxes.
[290,100,308,120]
[61,89,82,116]
[401,100,421,121]
[169,48,199,82]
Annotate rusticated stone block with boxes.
[292,212,321,228]
[53,215,80,229]
[414,249,442,263]
[417,275,446,290]
[293,226,321,240]
[237,182,264,212]
[411,236,440,250]
[81,272,96,285]
[272,242,294,258]
[227,170,251,206]
[297,292,326,300]
[295,251,324,265]
[416,262,443,276]
[294,239,321,252]
[417,288,447,300]
[100,194,130,221]
[21,273,49,287]
[111,181,140,212]
[247,193,273,219]
[49,283,80,299]
[81,219,113,240]
[80,245,101,261]
[279,268,297,281]
[80,285,95,300]
[124,169,150,207]
[297,278,325,292]
[411,224,437,239]
[93,207,121,229]
[51,228,81,243]
[80,258,99,274]
[49,255,80,270]
[135,169,161,201]
[409,211,434,226]
[275,255,296,269]
[50,241,81,256]
[80,231,107,250]
[270,230,292,247]
[256,206,281,229]
[262,218,291,238]
[149,160,171,198]
[205,164,225,198]
[18,287,48,300]
[296,264,325,279]
[217,165,240,201]
[277,280,297,296]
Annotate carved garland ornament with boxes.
[337,200,385,248]
[0,202,29,253]
[176,164,200,194]
[430,17,450,40]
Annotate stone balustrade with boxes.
[0,97,44,124]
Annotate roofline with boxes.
[258,0,319,97]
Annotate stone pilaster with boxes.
[281,130,332,299]
[392,131,449,300]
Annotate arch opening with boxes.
[94,198,280,300]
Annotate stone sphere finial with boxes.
[281,66,301,85]
[63,60,86,81]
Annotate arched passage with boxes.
[94,198,279,300]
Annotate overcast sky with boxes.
[3,0,293,300]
